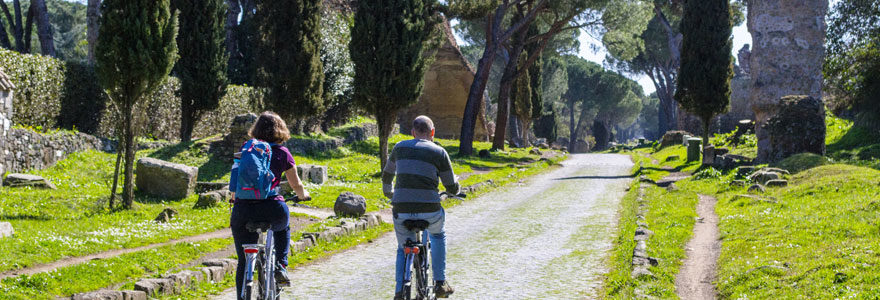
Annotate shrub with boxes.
[0,49,261,140]
[694,167,723,180]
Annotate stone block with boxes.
[165,272,193,291]
[71,290,124,300]
[122,290,147,300]
[686,141,702,162]
[182,270,204,283]
[748,184,766,194]
[292,240,308,252]
[0,221,12,238]
[135,158,198,199]
[205,266,226,282]
[4,173,56,189]
[302,232,320,245]
[749,171,782,185]
[308,165,329,184]
[341,222,357,234]
[763,95,826,162]
[135,278,174,295]
[702,145,716,165]
[154,208,178,223]
[766,179,788,187]
[194,191,227,209]
[334,192,366,217]
[325,227,344,239]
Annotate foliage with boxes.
[96,0,179,208]
[510,51,531,140]
[600,0,653,61]
[256,0,325,125]
[174,0,229,141]
[675,0,732,146]
[693,166,722,180]
[825,0,880,130]
[350,0,440,168]
[0,49,66,128]
[319,10,357,131]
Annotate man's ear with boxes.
[430,129,435,137]
[411,129,416,137]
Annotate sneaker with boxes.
[393,291,405,300]
[434,280,454,298]
[274,264,291,286]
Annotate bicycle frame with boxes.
[242,228,277,300]
[402,230,432,300]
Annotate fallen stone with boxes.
[135,278,175,295]
[164,272,192,293]
[154,208,178,223]
[135,158,198,199]
[194,191,227,209]
[363,214,379,226]
[763,95,826,162]
[749,171,782,185]
[71,290,124,300]
[730,180,747,188]
[0,222,12,238]
[703,145,716,166]
[204,266,226,282]
[340,222,357,234]
[529,148,542,155]
[660,131,691,148]
[308,165,329,184]
[765,179,788,187]
[737,166,757,177]
[748,184,766,194]
[195,182,228,193]
[4,173,56,189]
[760,167,791,176]
[537,143,549,149]
[122,290,147,300]
[334,192,366,217]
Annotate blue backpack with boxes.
[230,139,278,200]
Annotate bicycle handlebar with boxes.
[285,196,311,203]
[440,192,467,200]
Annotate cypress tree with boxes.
[96,0,178,209]
[175,0,228,142]
[675,0,733,153]
[256,0,324,132]
[350,0,440,169]
[511,52,532,145]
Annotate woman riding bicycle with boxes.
[229,111,310,299]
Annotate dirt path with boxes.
[675,194,721,300]
[0,215,315,280]
[213,154,634,300]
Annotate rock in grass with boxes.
[765,179,788,187]
[154,208,178,223]
[334,192,366,217]
[193,191,229,209]
[529,148,543,155]
[730,180,747,188]
[135,158,198,199]
[0,222,12,238]
[749,171,782,185]
[736,166,757,178]
[666,155,680,162]
[748,184,766,194]
[4,173,56,189]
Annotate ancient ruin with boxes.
[0,69,14,182]
[397,20,490,141]
[748,0,828,162]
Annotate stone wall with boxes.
[748,0,827,162]
[398,19,490,141]
[3,129,103,173]
[0,70,14,179]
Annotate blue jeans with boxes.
[230,200,290,299]
[393,209,446,293]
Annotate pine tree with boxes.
[256,0,324,132]
[96,0,178,209]
[175,0,228,142]
[675,0,733,153]
[350,0,440,169]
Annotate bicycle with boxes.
[399,192,465,300]
[240,196,309,300]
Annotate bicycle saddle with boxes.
[402,219,430,231]
[245,221,271,232]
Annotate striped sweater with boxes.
[382,139,460,213]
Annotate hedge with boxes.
[0,49,262,140]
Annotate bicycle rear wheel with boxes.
[413,248,433,300]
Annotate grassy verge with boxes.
[0,238,232,299]
[605,113,880,298]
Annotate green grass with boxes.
[602,181,640,299]
[771,152,831,173]
[715,164,880,298]
[0,238,232,299]
[826,114,880,169]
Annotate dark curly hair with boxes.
[249,111,291,144]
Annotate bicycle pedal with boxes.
[276,281,291,287]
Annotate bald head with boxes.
[412,115,435,140]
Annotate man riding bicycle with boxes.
[383,115,459,299]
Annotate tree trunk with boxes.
[226,0,240,54]
[87,0,100,64]
[459,24,499,155]
[23,5,33,53]
[179,104,197,142]
[12,0,23,52]
[567,98,576,150]
[0,12,11,49]
[702,117,710,158]
[121,101,136,209]
[521,118,531,147]
[377,109,398,171]
[31,0,54,56]
[109,139,122,209]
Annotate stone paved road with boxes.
[213,154,633,300]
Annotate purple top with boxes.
[269,144,296,201]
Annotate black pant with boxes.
[230,200,290,299]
